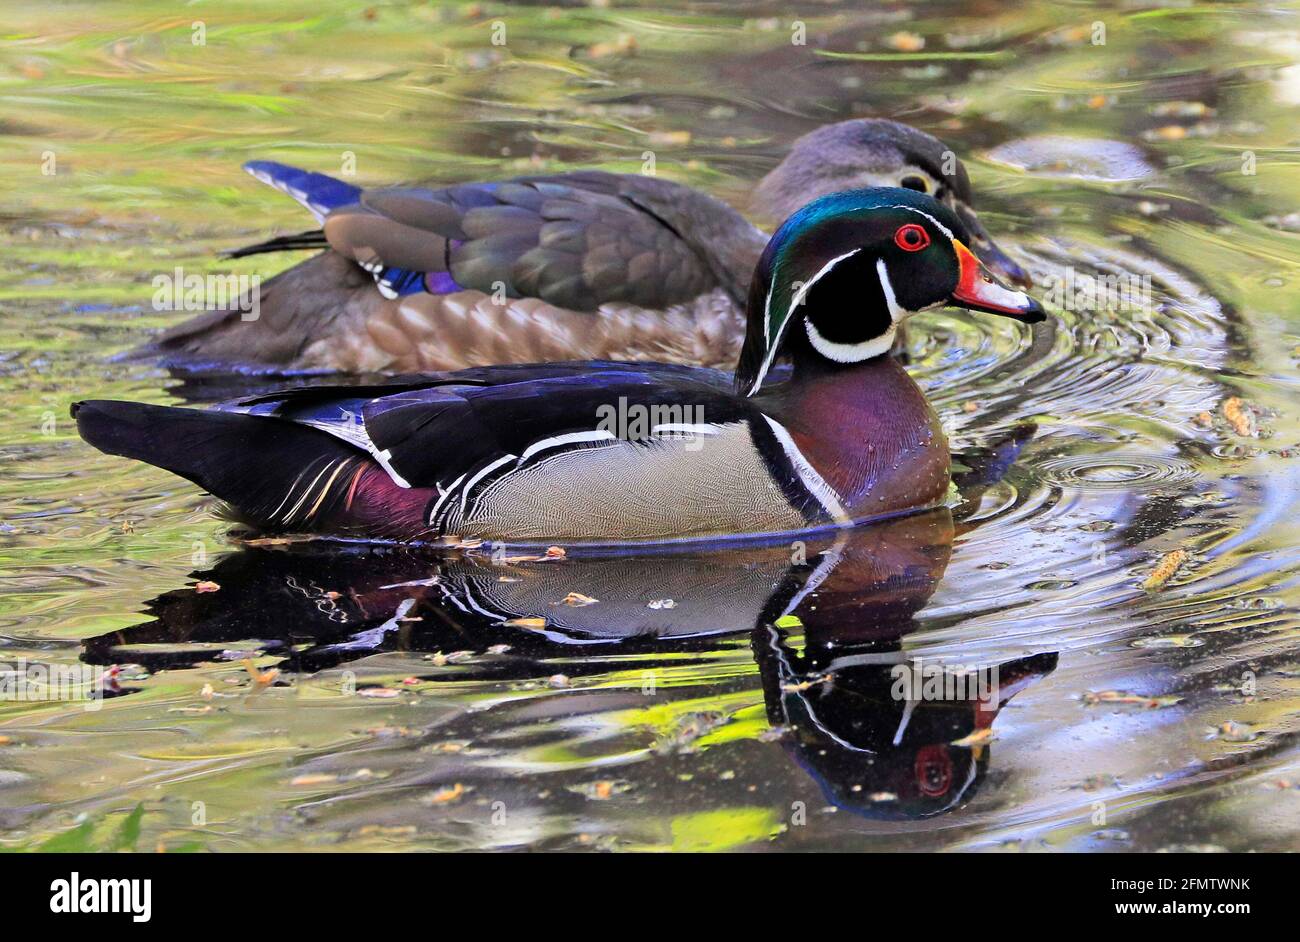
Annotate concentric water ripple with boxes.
[918,231,1231,457]
[1035,453,1200,491]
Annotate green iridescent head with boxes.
[735,187,1044,396]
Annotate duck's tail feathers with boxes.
[242,160,362,222]
[72,400,365,530]
[131,251,376,368]
[225,228,329,259]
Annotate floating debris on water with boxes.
[1208,721,1257,742]
[885,31,925,51]
[1083,690,1183,709]
[365,725,420,739]
[1151,101,1215,118]
[1076,774,1121,792]
[1142,549,1189,590]
[1132,634,1204,649]
[1222,396,1256,437]
[1094,828,1132,842]
[1216,397,1258,439]
[289,773,337,787]
[1027,579,1078,591]
[425,650,474,666]
[584,33,638,60]
[353,824,417,839]
[424,783,468,805]
[653,710,729,755]
[568,779,632,800]
[493,545,568,564]
[1225,596,1283,611]
[242,659,279,686]
[780,674,831,693]
[424,741,469,755]
[503,616,547,629]
[952,728,995,747]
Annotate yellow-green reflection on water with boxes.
[2,0,1300,851]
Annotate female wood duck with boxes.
[140,120,1030,373]
[77,187,1043,546]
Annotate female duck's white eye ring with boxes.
[894,223,930,252]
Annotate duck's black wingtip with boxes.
[71,397,368,531]
[72,399,165,460]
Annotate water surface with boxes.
[2,0,1300,851]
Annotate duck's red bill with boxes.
[950,240,1045,323]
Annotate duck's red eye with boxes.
[894,223,930,252]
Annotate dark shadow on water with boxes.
[82,430,1057,820]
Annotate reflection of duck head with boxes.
[83,452,1052,822]
[755,628,1057,819]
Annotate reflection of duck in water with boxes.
[84,439,1056,821]
[756,620,1056,819]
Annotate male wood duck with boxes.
[140,120,1030,373]
[77,187,1044,546]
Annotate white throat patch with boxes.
[802,255,908,364]
[804,319,897,363]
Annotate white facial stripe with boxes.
[749,249,863,397]
[762,416,851,526]
[789,249,861,314]
[889,204,953,240]
[876,257,908,323]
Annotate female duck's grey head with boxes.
[754,119,1030,288]
[735,187,1044,397]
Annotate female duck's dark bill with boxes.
[951,240,1045,323]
